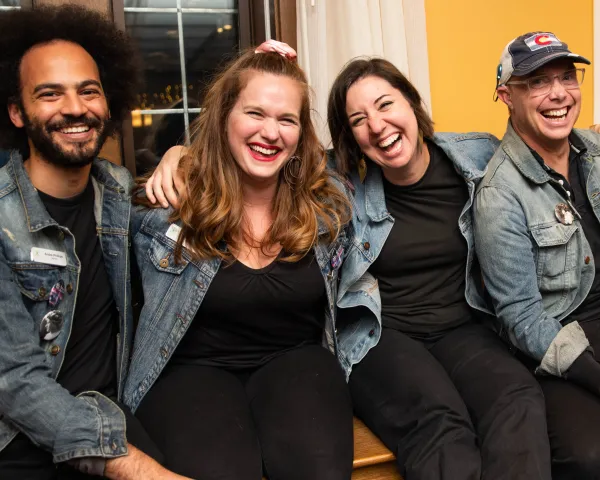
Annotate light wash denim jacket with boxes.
[336,132,500,378]
[474,123,600,377]
[0,154,133,465]
[124,176,349,412]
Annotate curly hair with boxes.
[328,58,434,175]
[137,49,351,264]
[0,5,141,151]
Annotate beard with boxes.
[22,110,112,169]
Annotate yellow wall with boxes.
[424,0,594,138]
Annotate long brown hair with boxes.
[327,58,434,175]
[138,49,350,263]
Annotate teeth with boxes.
[60,126,90,134]
[543,108,568,117]
[250,144,278,155]
[378,133,400,148]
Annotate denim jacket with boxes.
[123,176,349,412]
[474,123,600,376]
[0,153,133,464]
[336,132,500,378]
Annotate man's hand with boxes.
[146,145,187,208]
[255,39,297,60]
[105,443,193,480]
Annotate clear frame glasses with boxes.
[506,68,585,97]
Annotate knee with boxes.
[556,440,600,478]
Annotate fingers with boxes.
[590,124,600,134]
[154,167,172,209]
[255,39,297,60]
[145,169,159,205]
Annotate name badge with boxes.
[30,247,67,267]
[165,224,189,248]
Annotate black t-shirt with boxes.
[39,182,118,396]
[171,252,326,370]
[369,140,473,336]
[531,134,600,323]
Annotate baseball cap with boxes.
[495,32,590,88]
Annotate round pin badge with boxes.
[555,203,574,225]
[39,310,64,341]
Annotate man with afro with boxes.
[0,6,189,480]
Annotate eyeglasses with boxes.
[505,68,586,97]
[506,68,585,97]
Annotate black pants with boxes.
[0,400,163,480]
[135,345,354,480]
[350,322,551,480]
[532,319,600,480]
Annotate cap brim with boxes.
[513,51,591,76]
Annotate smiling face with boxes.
[9,40,110,168]
[227,72,302,186]
[345,75,420,172]
[500,59,581,149]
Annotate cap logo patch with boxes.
[525,33,562,51]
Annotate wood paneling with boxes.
[274,0,296,50]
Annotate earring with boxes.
[358,156,367,183]
[283,155,303,188]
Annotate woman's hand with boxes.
[145,145,188,208]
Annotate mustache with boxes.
[46,116,102,132]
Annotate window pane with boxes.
[183,10,238,105]
[0,1,20,6]
[125,11,182,111]
[133,113,199,175]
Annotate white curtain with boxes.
[296,0,431,145]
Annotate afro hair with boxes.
[0,4,141,151]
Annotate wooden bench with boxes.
[352,417,403,479]
[262,417,402,479]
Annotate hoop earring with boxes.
[283,155,303,188]
[358,155,367,183]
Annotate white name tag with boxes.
[30,247,67,267]
[165,224,189,248]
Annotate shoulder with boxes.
[0,163,16,199]
[131,202,174,238]
[433,131,500,173]
[93,158,134,194]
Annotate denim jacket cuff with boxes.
[53,393,128,464]
[537,321,590,377]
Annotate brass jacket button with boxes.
[50,345,60,355]
[159,258,169,268]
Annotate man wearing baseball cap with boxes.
[474,32,600,478]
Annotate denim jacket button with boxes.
[160,348,168,358]
[368,329,375,337]
[585,256,591,265]
[38,286,47,298]
[66,283,73,294]
[363,242,371,251]
[159,258,169,268]
[50,345,60,355]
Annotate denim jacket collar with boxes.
[363,165,391,223]
[9,151,126,232]
[501,121,562,185]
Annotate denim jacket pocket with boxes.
[531,223,579,291]
[10,262,62,302]
[148,237,189,275]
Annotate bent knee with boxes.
[556,441,600,478]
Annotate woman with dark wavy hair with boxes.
[124,48,353,480]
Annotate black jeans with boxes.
[529,319,600,480]
[350,322,551,480]
[135,345,354,480]
[0,400,163,480]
